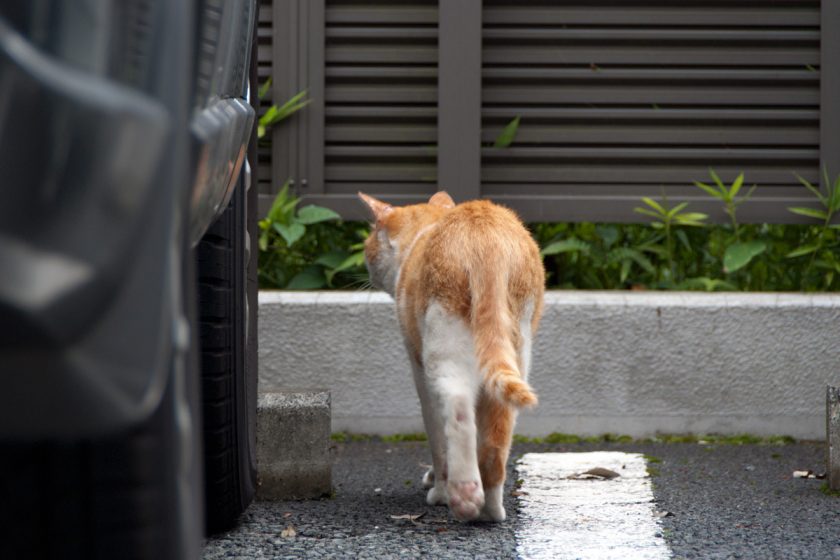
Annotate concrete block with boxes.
[828,386,840,490]
[256,391,331,500]
[259,291,840,439]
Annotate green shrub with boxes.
[258,183,369,289]
[257,171,840,292]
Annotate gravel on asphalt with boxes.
[203,439,840,559]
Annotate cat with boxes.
[358,191,544,522]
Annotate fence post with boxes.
[270,0,324,198]
[821,0,840,193]
[437,0,482,202]
[271,0,299,194]
[302,0,325,195]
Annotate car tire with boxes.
[196,171,258,534]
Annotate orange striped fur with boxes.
[359,191,545,522]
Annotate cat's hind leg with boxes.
[441,391,484,521]
[422,302,484,521]
[409,357,448,505]
[476,298,535,522]
[476,394,516,522]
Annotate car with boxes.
[0,1,259,557]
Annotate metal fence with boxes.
[258,0,839,223]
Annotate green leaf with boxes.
[325,251,367,284]
[633,207,664,220]
[796,174,827,205]
[595,225,619,249]
[608,247,655,274]
[694,181,723,200]
[675,212,708,226]
[640,197,666,215]
[729,173,744,198]
[493,116,521,148]
[708,168,727,192]
[257,90,311,138]
[333,251,366,274]
[286,267,326,290]
[640,244,666,257]
[829,173,840,212]
[267,182,294,222]
[733,183,758,206]
[723,240,766,273]
[788,207,828,220]
[314,250,350,269]
[667,202,689,217]
[620,259,631,283]
[297,205,341,225]
[258,78,272,100]
[273,222,305,246]
[675,229,691,252]
[259,231,268,251]
[541,238,590,256]
[785,244,819,258]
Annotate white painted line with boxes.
[516,452,671,560]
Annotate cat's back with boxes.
[419,199,543,292]
[433,199,538,261]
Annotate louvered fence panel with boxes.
[322,0,439,198]
[481,0,824,222]
[257,0,839,223]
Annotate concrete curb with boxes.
[259,291,840,439]
[256,391,332,500]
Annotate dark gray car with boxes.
[0,1,260,557]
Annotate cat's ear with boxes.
[358,192,393,221]
[429,191,455,209]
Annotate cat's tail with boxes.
[471,271,538,408]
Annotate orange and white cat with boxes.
[358,191,544,522]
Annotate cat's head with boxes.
[357,191,455,294]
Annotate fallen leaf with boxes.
[654,510,674,518]
[436,527,448,533]
[280,525,297,538]
[568,467,621,480]
[793,470,813,479]
[283,512,293,518]
[510,490,529,497]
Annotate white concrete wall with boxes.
[259,291,840,439]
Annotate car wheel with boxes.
[196,169,258,534]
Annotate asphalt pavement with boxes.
[203,439,840,559]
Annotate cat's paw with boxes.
[478,486,506,522]
[422,468,435,489]
[447,480,485,522]
[426,484,448,506]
